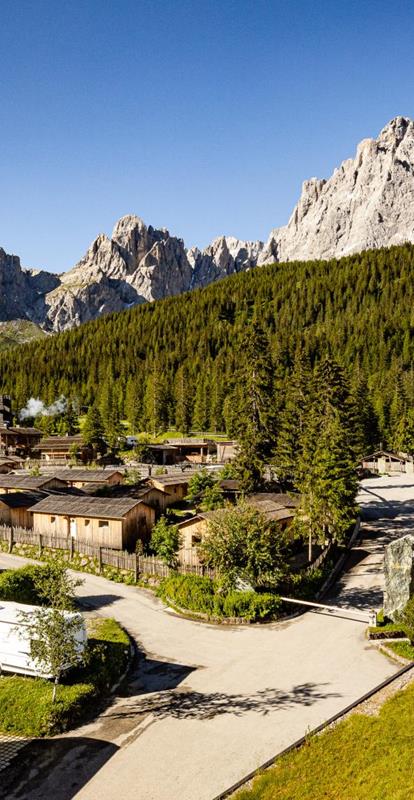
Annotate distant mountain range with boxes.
[2,115,414,334]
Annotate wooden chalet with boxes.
[31,495,155,551]
[177,493,299,566]
[0,475,68,494]
[361,450,414,475]
[0,492,42,529]
[50,469,124,490]
[38,435,94,464]
[149,473,195,505]
[0,426,43,458]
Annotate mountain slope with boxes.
[1,116,414,332]
[2,243,414,443]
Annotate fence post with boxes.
[8,527,13,554]
[38,533,43,557]
[69,536,74,561]
[134,552,139,583]
[98,546,103,574]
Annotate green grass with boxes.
[235,683,414,800]
[0,320,46,350]
[0,617,130,737]
[386,641,414,661]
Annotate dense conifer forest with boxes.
[2,243,414,450]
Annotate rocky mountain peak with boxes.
[3,116,414,335]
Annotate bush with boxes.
[157,574,280,621]
[0,564,48,605]
[0,617,130,737]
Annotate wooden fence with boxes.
[0,524,214,580]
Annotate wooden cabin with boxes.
[360,450,414,475]
[0,492,42,529]
[0,427,43,458]
[149,473,194,505]
[31,495,155,551]
[38,435,94,464]
[163,438,217,464]
[51,469,124,490]
[177,494,299,566]
[0,475,68,494]
[133,485,170,516]
[146,444,181,465]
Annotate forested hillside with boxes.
[2,243,414,448]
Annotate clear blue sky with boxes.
[1,0,414,273]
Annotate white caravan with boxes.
[0,600,87,678]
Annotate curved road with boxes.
[1,475,411,800]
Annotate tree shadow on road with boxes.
[107,677,341,722]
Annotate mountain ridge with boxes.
[2,115,414,333]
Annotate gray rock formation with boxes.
[275,116,414,261]
[383,534,414,620]
[2,116,414,331]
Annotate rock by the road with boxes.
[383,533,414,620]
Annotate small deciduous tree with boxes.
[199,501,285,590]
[185,469,215,504]
[151,516,180,567]
[18,564,84,702]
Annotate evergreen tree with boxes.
[274,351,311,484]
[174,366,191,434]
[82,404,104,450]
[235,320,276,492]
[125,378,142,433]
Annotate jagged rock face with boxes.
[0,248,59,323]
[275,116,414,261]
[3,116,414,331]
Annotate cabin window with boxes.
[50,516,56,524]
[98,520,109,529]
[84,519,90,527]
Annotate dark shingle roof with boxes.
[0,492,44,508]
[30,495,146,520]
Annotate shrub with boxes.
[0,564,49,605]
[157,574,280,621]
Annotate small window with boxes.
[98,520,109,529]
[50,516,56,524]
[84,519,90,527]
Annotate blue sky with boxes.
[1,0,414,273]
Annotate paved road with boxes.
[2,475,411,800]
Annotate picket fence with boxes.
[0,524,215,580]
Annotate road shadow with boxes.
[108,678,340,722]
[77,593,122,610]
[0,737,118,800]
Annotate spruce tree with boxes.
[235,319,276,492]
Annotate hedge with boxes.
[157,574,281,621]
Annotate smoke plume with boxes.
[19,396,67,420]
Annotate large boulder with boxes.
[383,534,414,620]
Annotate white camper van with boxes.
[0,601,87,678]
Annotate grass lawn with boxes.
[0,617,130,737]
[235,681,414,800]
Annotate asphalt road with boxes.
[1,475,411,800]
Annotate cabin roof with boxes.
[51,469,123,482]
[30,494,147,520]
[0,491,44,508]
[149,474,194,486]
[0,476,65,490]
[0,427,42,436]
[164,438,215,446]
